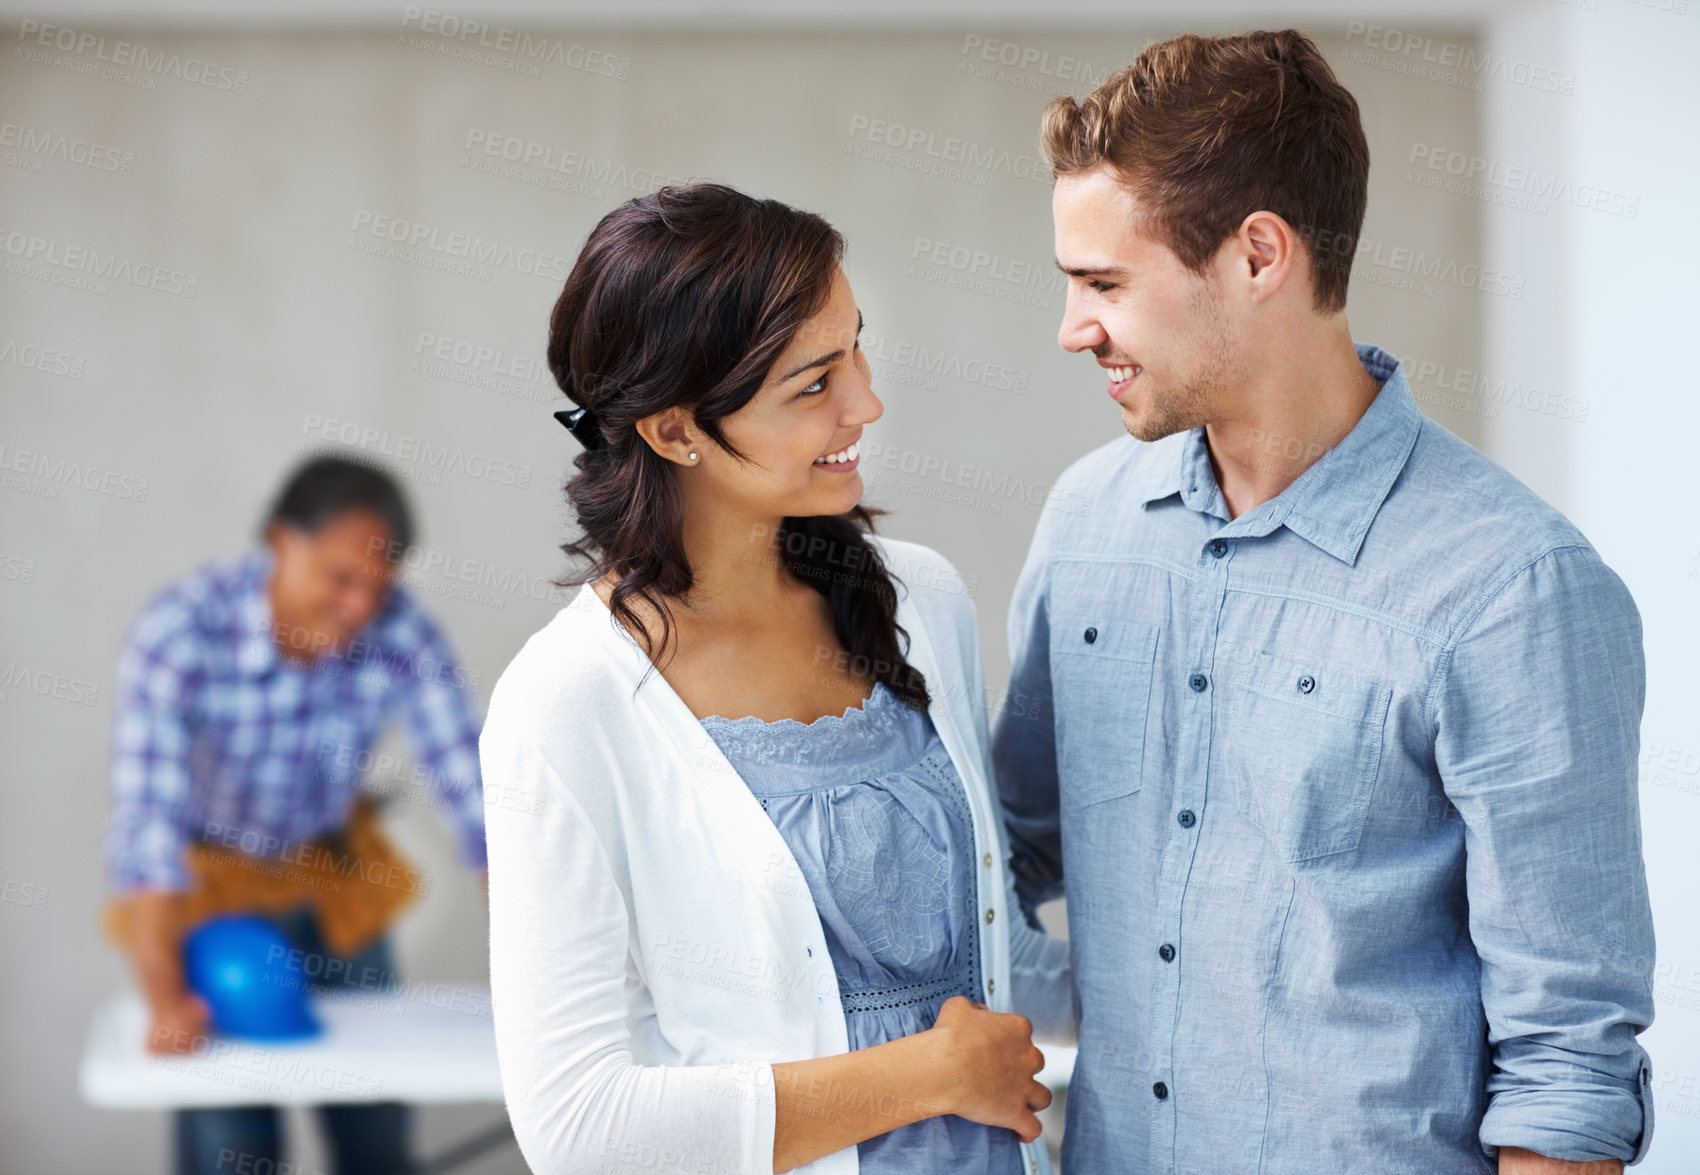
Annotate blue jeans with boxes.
[173,905,414,1175]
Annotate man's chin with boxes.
[1120,404,1187,444]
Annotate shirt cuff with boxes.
[106,858,191,895]
[1479,1065,1653,1166]
[461,828,489,872]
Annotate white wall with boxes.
[1,4,1689,1171]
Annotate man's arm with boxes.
[1499,1148,1625,1174]
[990,513,1064,930]
[103,604,208,1052]
[1434,545,1655,1169]
[391,605,488,874]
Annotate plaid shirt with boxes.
[103,546,487,893]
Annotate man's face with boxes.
[266,509,395,662]
[1052,165,1236,442]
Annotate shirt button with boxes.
[982,853,993,868]
[987,979,996,995]
[985,908,995,924]
[806,947,812,957]
[1083,626,1098,644]
[1158,943,1175,962]
[1177,809,1196,829]
[1188,673,1208,692]
[1153,1081,1169,1099]
[1209,540,1227,558]
[1297,674,1316,694]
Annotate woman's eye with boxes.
[799,375,827,397]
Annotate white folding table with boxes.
[80,980,1077,1171]
[79,981,513,1173]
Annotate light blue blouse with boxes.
[700,680,1023,1175]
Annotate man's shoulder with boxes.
[1053,430,1149,498]
[127,550,259,656]
[1394,418,1598,568]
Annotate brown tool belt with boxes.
[102,794,425,958]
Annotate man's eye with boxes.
[1087,279,1116,292]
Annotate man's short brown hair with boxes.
[1040,29,1369,313]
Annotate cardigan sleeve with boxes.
[481,688,779,1175]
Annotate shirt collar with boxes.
[234,545,280,677]
[1134,342,1421,566]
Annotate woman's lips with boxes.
[813,439,860,473]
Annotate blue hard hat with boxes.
[182,914,322,1042]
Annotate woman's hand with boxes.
[927,994,1052,1142]
[770,993,1051,1169]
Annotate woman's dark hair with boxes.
[547,182,928,710]
[262,452,414,556]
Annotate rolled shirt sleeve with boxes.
[1434,544,1655,1164]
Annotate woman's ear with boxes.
[634,406,703,467]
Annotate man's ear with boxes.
[1238,211,1298,298]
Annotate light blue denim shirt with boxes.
[991,343,1655,1173]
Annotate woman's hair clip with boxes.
[554,406,606,452]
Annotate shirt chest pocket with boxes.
[1049,613,1160,808]
[1226,653,1393,863]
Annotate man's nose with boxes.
[1057,290,1107,353]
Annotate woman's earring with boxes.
[688,452,698,461]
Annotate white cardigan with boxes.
[480,534,1075,1175]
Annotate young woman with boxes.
[480,182,1075,1175]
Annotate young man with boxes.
[101,454,489,1175]
[992,29,1654,1175]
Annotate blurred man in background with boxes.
[100,453,489,1175]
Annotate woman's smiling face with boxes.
[697,266,883,520]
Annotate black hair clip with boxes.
[554,406,606,452]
